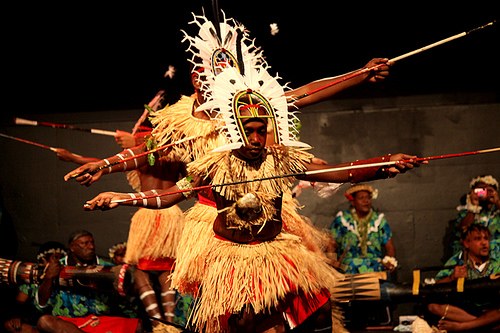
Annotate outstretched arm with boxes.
[287,57,391,109]
[439,308,500,332]
[82,175,201,211]
[300,153,426,184]
[53,148,100,165]
[63,144,150,186]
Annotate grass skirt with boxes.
[125,205,185,265]
[170,202,217,295]
[179,231,344,332]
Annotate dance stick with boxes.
[389,20,495,63]
[108,146,500,204]
[14,117,117,137]
[301,147,500,177]
[289,20,496,102]
[0,132,56,151]
[131,89,165,135]
[69,135,199,179]
[0,132,83,157]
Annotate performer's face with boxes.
[234,120,267,161]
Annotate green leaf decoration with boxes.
[145,137,157,166]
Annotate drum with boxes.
[0,258,39,286]
[0,257,134,296]
[331,271,387,302]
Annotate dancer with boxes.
[64,11,394,332]
[81,61,425,332]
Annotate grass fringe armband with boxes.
[176,176,195,198]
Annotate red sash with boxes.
[137,257,175,271]
[59,315,139,333]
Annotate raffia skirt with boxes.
[124,205,185,265]
[171,200,345,333]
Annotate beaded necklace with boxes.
[351,208,374,257]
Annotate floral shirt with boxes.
[34,256,138,318]
[435,251,499,310]
[435,251,499,281]
[329,209,392,274]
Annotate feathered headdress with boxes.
[181,10,266,99]
[197,65,310,152]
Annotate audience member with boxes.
[33,230,141,333]
[329,184,397,274]
[329,183,398,329]
[426,224,500,332]
[451,175,500,258]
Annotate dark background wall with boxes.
[1,92,499,316]
[296,92,499,281]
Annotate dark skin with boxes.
[82,119,425,333]
[81,119,425,332]
[82,120,426,245]
[63,57,391,187]
[67,235,97,265]
[110,247,126,265]
[62,71,206,187]
[2,251,86,333]
[54,90,188,325]
[330,190,397,271]
[3,252,66,333]
[427,228,500,331]
[213,120,283,242]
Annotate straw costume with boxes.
[146,12,343,305]
[80,9,414,330]
[156,48,352,331]
[121,10,391,332]
[151,13,369,332]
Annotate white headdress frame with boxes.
[181,11,266,100]
[197,66,311,152]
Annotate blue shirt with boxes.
[330,209,392,274]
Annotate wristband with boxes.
[103,159,112,173]
[116,153,127,171]
[128,193,138,206]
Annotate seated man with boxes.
[33,230,142,333]
[426,224,500,332]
